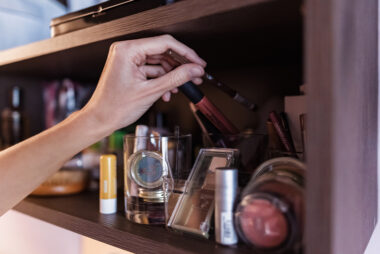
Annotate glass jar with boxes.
[235,157,305,253]
[123,134,191,225]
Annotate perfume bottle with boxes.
[1,86,27,148]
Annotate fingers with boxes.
[139,65,166,78]
[192,77,203,85]
[147,55,203,85]
[123,35,207,67]
[151,63,204,91]
[162,92,171,102]
[161,88,178,102]
[146,55,173,72]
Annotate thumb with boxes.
[151,63,204,91]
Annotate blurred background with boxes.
[0,1,128,254]
[0,0,106,50]
[0,210,132,254]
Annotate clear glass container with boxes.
[235,157,305,254]
[123,134,191,225]
[202,132,268,187]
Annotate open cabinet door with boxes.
[306,0,378,253]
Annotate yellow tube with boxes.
[99,154,117,214]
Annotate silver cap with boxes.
[215,167,238,245]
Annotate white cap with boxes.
[100,198,117,214]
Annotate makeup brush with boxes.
[162,50,239,135]
[165,49,257,111]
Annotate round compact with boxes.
[235,193,294,251]
[128,150,166,189]
[235,157,305,253]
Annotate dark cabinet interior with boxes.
[0,0,377,253]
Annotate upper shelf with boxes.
[0,0,302,80]
[15,191,252,254]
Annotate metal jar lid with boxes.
[128,150,167,189]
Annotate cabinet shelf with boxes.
[15,191,252,254]
[1,1,377,253]
[0,0,302,80]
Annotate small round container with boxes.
[31,169,89,196]
[235,157,305,254]
[128,150,166,189]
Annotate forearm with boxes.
[0,35,205,216]
[0,109,109,215]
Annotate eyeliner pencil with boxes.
[189,103,214,146]
[279,112,296,153]
[189,103,227,148]
[269,111,296,154]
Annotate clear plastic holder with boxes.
[202,132,268,187]
[168,148,239,238]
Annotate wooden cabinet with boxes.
[306,1,378,253]
[0,0,377,253]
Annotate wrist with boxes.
[74,107,115,141]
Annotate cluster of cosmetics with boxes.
[97,49,305,253]
[99,124,305,254]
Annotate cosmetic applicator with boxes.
[162,50,239,135]
[165,49,257,111]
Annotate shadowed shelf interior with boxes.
[1,0,377,253]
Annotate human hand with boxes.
[81,35,206,134]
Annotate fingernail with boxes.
[190,67,203,77]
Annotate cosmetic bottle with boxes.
[235,157,305,254]
[215,167,238,245]
[1,86,27,148]
[100,154,117,214]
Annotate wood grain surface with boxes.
[0,0,302,81]
[0,0,270,66]
[15,191,252,254]
[306,0,378,253]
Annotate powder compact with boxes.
[235,157,305,253]
[168,148,239,238]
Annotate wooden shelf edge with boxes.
[13,193,251,254]
[13,200,170,254]
[0,0,269,67]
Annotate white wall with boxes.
[0,210,133,254]
[82,237,132,254]
[0,210,81,254]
